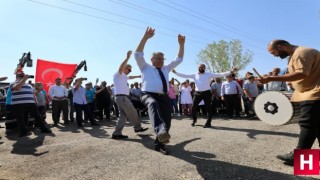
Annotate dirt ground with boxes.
[0,114,318,180]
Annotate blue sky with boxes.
[1,0,319,85]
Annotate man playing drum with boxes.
[258,40,320,165]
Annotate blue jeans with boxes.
[170,98,179,114]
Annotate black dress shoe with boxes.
[191,122,195,126]
[134,127,148,133]
[203,124,212,128]
[155,146,169,155]
[19,130,30,137]
[41,128,52,133]
[276,151,294,165]
[91,122,100,126]
[112,134,128,139]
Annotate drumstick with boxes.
[252,68,262,78]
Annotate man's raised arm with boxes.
[135,27,155,70]
[135,27,155,53]
[167,34,186,70]
[177,34,185,58]
[172,69,193,78]
[118,50,132,74]
[0,77,7,82]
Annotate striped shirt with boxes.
[10,82,35,105]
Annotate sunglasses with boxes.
[127,68,132,72]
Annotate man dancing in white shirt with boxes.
[134,27,185,155]
[172,64,237,128]
[112,50,148,139]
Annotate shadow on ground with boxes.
[212,126,299,139]
[124,135,307,180]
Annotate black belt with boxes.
[115,94,129,97]
[142,92,167,97]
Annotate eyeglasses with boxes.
[127,68,131,72]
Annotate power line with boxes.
[109,0,233,39]
[163,0,268,44]
[109,0,266,51]
[61,0,209,42]
[27,0,266,54]
[27,0,207,45]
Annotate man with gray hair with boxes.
[134,27,185,155]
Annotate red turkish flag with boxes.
[35,59,77,92]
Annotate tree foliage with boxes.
[197,39,253,73]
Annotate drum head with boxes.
[254,91,294,125]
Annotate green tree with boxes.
[197,39,253,73]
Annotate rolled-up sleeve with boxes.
[175,72,194,78]
[210,71,231,78]
[134,52,147,71]
[167,57,183,71]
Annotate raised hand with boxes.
[144,27,155,39]
[127,50,132,58]
[0,77,8,82]
[231,67,239,73]
[256,75,271,84]
[178,34,185,45]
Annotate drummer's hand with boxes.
[221,96,224,101]
[256,76,271,84]
[249,97,253,102]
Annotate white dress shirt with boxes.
[221,80,242,96]
[135,52,183,93]
[72,86,87,105]
[49,85,68,100]
[175,71,230,92]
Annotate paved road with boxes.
[0,114,316,179]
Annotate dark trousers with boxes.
[52,100,68,123]
[191,90,212,124]
[37,105,46,122]
[11,103,47,133]
[74,103,96,127]
[224,94,241,117]
[132,100,147,116]
[97,100,110,119]
[141,92,171,148]
[170,98,179,114]
[84,102,95,120]
[212,96,225,116]
[297,100,320,149]
[69,99,75,121]
[243,97,256,117]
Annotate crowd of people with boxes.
[0,29,319,166]
[0,59,291,145]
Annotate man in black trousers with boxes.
[172,65,237,127]
[134,27,185,155]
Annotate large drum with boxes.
[254,91,300,125]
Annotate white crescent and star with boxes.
[41,68,63,80]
